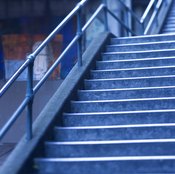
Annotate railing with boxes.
[0,0,169,141]
[118,0,169,35]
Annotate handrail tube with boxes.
[144,0,163,35]
[0,59,31,97]
[0,98,30,140]
[33,35,79,94]
[77,8,83,67]
[34,4,105,94]
[32,0,89,58]
[140,0,156,23]
[117,0,141,24]
[102,0,108,31]
[82,4,104,32]
[32,6,80,58]
[107,8,136,36]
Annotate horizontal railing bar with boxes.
[33,35,79,94]
[140,0,156,23]
[0,97,30,140]
[117,0,141,24]
[144,0,163,35]
[107,8,137,36]
[82,4,104,32]
[0,58,31,98]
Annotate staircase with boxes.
[33,33,175,173]
[161,0,175,33]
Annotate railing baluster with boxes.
[26,55,34,140]
[103,0,108,31]
[77,8,83,67]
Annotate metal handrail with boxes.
[143,0,163,35]
[0,0,108,141]
[118,0,141,24]
[140,0,156,23]
[0,0,169,141]
[117,0,168,35]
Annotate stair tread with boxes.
[55,123,175,129]
[35,156,175,162]
[78,85,175,92]
[97,56,175,63]
[45,139,175,145]
[85,74,175,81]
[108,40,175,47]
[103,48,175,55]
[91,65,175,72]
[64,108,175,115]
[72,96,175,104]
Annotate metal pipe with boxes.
[144,0,163,35]
[140,0,156,23]
[107,8,137,36]
[82,4,104,32]
[118,0,141,24]
[77,8,83,67]
[0,59,30,98]
[102,0,109,31]
[26,55,34,140]
[33,35,79,94]
[0,98,30,140]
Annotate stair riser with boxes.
[162,29,175,32]
[63,112,175,126]
[54,126,175,141]
[102,50,175,61]
[85,77,175,90]
[111,35,175,44]
[45,142,175,158]
[106,42,175,52]
[71,99,175,113]
[78,88,175,101]
[91,67,175,79]
[35,159,175,174]
[96,58,175,70]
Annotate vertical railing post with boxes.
[26,54,34,140]
[77,7,83,67]
[103,0,109,31]
[141,22,145,35]
[154,0,159,26]
[123,8,129,36]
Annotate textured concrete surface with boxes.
[0,32,111,174]
[0,144,16,166]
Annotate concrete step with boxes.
[54,124,175,141]
[106,41,175,52]
[163,25,175,28]
[71,97,175,113]
[167,16,175,19]
[96,57,175,70]
[63,110,175,126]
[90,66,175,79]
[78,86,175,101]
[102,49,175,61]
[35,156,175,174]
[162,29,175,33]
[84,75,175,90]
[111,33,175,44]
[162,31,175,34]
[45,139,175,158]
